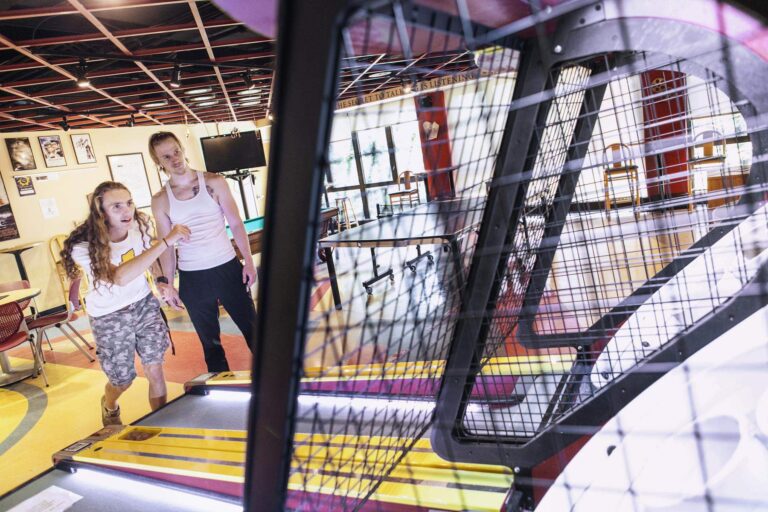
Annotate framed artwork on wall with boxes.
[38,135,67,167]
[107,153,152,208]
[70,133,96,164]
[4,137,37,171]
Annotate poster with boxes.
[107,153,152,208]
[14,175,35,196]
[70,133,96,164]
[0,175,20,241]
[38,135,67,167]
[4,137,36,171]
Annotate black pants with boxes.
[179,258,257,372]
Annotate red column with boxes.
[415,92,455,200]
[640,70,690,200]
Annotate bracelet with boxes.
[155,276,169,285]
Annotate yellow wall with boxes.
[0,120,269,312]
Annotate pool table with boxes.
[228,207,338,257]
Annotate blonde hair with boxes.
[148,131,184,170]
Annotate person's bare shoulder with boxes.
[202,171,227,196]
[151,187,169,211]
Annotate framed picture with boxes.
[38,135,67,167]
[107,153,152,208]
[70,133,96,164]
[4,137,36,171]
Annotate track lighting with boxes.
[170,64,182,88]
[401,79,413,94]
[75,59,90,88]
[60,115,70,131]
[242,71,255,90]
[127,113,135,127]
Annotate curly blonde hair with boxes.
[62,181,153,286]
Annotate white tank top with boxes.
[165,171,236,271]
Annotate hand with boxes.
[242,262,257,289]
[157,283,184,310]
[165,224,191,245]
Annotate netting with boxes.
[278,1,768,510]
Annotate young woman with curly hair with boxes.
[62,181,190,426]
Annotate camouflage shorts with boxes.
[89,293,170,387]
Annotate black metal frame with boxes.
[432,0,768,475]
[243,0,358,510]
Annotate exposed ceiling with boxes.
[0,0,479,133]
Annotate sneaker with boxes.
[101,396,122,426]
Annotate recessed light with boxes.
[141,100,169,108]
[196,100,219,107]
[237,89,260,96]
[190,95,216,102]
[239,100,260,107]
[368,71,391,78]
[185,87,212,95]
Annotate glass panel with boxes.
[328,139,358,187]
[357,127,392,184]
[391,120,423,174]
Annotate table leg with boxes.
[448,238,465,292]
[13,252,29,282]
[324,247,342,310]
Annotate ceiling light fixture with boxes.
[184,87,212,95]
[169,64,182,88]
[75,59,90,88]
[239,100,260,107]
[242,71,256,90]
[368,71,391,78]
[60,115,70,131]
[141,100,169,108]
[190,95,216,102]
[196,100,219,107]
[237,89,260,96]
[127,113,135,127]
[402,79,414,94]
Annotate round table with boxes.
[0,287,41,386]
[0,287,41,306]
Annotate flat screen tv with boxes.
[200,131,266,173]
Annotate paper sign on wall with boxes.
[40,197,60,219]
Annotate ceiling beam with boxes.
[0,34,121,128]
[2,54,273,89]
[0,111,58,129]
[0,0,198,21]
[187,0,237,122]
[10,19,246,49]
[66,0,202,125]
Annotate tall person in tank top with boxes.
[149,131,258,372]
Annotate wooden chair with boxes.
[335,197,359,231]
[0,302,47,386]
[389,170,420,209]
[49,234,89,315]
[688,129,726,210]
[603,143,640,214]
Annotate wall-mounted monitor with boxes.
[200,131,266,173]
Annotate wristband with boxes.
[155,276,169,285]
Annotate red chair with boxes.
[0,302,47,386]
[27,277,95,364]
